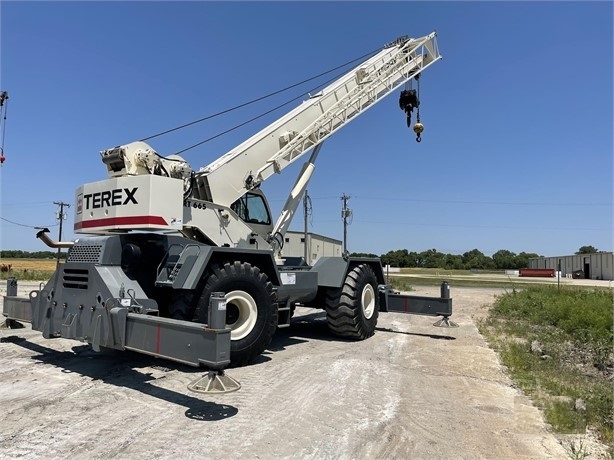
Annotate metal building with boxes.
[529,252,614,280]
[282,231,342,265]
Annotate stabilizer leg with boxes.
[188,370,241,394]
[433,316,459,328]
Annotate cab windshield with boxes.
[231,192,271,225]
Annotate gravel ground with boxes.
[0,282,609,459]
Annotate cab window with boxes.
[231,193,271,225]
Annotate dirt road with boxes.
[0,285,577,459]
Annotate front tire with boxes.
[325,264,379,339]
[196,261,277,367]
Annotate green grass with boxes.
[387,274,548,289]
[0,270,55,281]
[386,276,415,292]
[479,286,613,451]
[398,267,502,276]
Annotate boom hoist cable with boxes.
[138,48,381,146]
[398,74,424,142]
[0,91,8,165]
[139,39,432,153]
[172,68,357,156]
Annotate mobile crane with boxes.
[3,32,454,384]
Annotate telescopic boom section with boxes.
[192,32,441,206]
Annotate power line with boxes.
[0,216,58,228]
[2,201,55,207]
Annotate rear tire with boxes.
[196,261,277,367]
[325,264,379,339]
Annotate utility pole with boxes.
[54,201,70,265]
[303,190,311,264]
[341,194,352,257]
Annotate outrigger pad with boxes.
[188,370,241,394]
[433,317,459,328]
[1,319,25,329]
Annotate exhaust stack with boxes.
[36,228,74,249]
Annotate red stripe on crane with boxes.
[74,215,168,230]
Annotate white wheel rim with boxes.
[225,290,258,340]
[361,283,375,319]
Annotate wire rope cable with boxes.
[138,46,382,154]
[171,64,366,156]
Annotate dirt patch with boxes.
[0,285,602,458]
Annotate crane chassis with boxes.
[3,32,455,386]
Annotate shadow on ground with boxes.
[0,335,237,421]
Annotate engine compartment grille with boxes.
[62,268,89,290]
[67,244,103,263]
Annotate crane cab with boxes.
[230,189,274,238]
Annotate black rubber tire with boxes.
[325,264,379,339]
[195,261,277,367]
[302,287,327,310]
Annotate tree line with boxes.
[1,250,66,260]
[351,249,540,270]
[352,245,604,270]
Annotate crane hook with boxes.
[413,122,424,143]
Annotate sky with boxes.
[0,1,612,258]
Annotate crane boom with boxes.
[192,32,440,206]
[85,33,441,249]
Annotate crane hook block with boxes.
[413,122,424,142]
[399,89,420,127]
